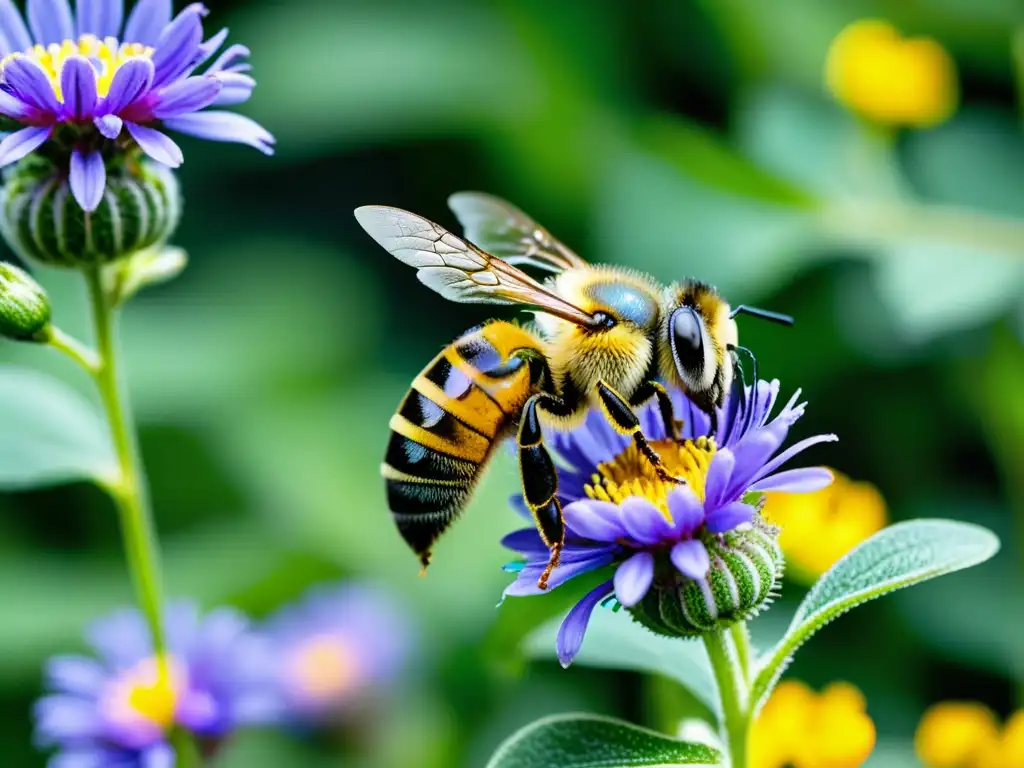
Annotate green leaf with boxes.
[525,607,719,717]
[0,366,116,489]
[751,519,1000,709]
[485,714,723,768]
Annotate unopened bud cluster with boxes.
[628,517,784,638]
[0,262,50,341]
[0,156,180,269]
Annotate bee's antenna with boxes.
[730,305,794,326]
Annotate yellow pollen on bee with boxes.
[584,437,716,518]
[0,35,153,103]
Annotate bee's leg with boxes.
[596,381,685,485]
[517,392,574,590]
[630,380,680,441]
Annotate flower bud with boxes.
[0,156,181,269]
[0,262,50,340]
[628,518,784,638]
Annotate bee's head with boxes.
[663,282,737,403]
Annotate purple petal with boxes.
[162,110,275,155]
[123,0,170,45]
[85,608,150,666]
[723,429,783,500]
[76,0,123,38]
[49,751,112,768]
[501,528,548,555]
[151,74,221,118]
[619,496,672,545]
[562,500,627,542]
[0,89,40,121]
[556,579,614,668]
[704,448,735,510]
[750,434,838,486]
[0,125,51,166]
[102,56,153,113]
[27,0,74,44]
[196,26,227,63]
[704,501,754,534]
[150,3,206,88]
[70,148,105,211]
[93,113,122,138]
[125,121,182,166]
[140,744,175,768]
[207,43,249,74]
[667,486,705,537]
[671,539,710,580]
[0,1,32,54]
[44,656,106,696]
[749,467,835,493]
[60,56,98,120]
[33,695,101,745]
[504,551,615,597]
[4,57,62,113]
[613,551,654,607]
[176,690,218,731]
[212,71,254,106]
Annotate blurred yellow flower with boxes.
[751,680,876,768]
[825,19,958,127]
[764,469,886,583]
[916,703,1024,768]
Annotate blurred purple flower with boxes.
[34,601,276,767]
[502,380,836,667]
[264,582,412,723]
[0,0,274,211]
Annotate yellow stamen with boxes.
[0,35,153,104]
[584,437,716,519]
[106,654,181,729]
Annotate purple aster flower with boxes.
[0,0,274,211]
[34,601,277,767]
[502,380,836,667]
[263,582,412,724]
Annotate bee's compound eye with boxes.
[671,307,704,372]
[592,311,617,329]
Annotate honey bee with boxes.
[354,193,791,589]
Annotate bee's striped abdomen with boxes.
[382,322,546,568]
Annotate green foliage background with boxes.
[2,0,1023,765]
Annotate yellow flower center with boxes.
[584,437,716,518]
[1,35,153,102]
[286,634,360,705]
[105,655,181,730]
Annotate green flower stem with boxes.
[84,266,167,657]
[42,325,101,374]
[729,622,752,687]
[704,627,751,768]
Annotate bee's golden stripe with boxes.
[411,374,505,438]
[388,413,490,463]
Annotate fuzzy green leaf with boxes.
[752,519,999,709]
[525,608,719,717]
[485,714,723,768]
[0,366,116,489]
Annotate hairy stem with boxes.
[729,622,752,687]
[42,325,101,373]
[85,266,167,656]
[704,628,750,768]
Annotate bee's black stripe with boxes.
[398,389,491,440]
[386,478,469,556]
[384,432,478,483]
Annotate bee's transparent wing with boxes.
[354,205,597,326]
[447,192,587,273]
